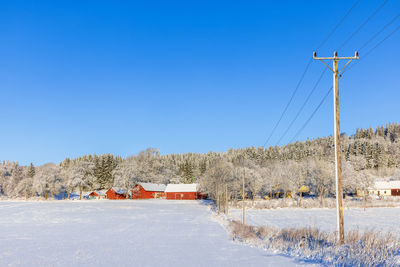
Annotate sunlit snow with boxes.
[0,200,314,266]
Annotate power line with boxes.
[289,87,332,143]
[273,0,371,146]
[358,12,400,51]
[285,1,392,144]
[262,0,360,147]
[263,58,312,147]
[363,23,400,58]
[337,0,389,51]
[316,0,361,51]
[343,21,400,75]
[275,68,327,146]
[289,21,400,143]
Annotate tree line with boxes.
[1,123,400,201]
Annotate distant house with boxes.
[106,188,127,199]
[165,184,199,200]
[365,180,400,196]
[131,183,166,199]
[298,185,310,195]
[88,190,106,200]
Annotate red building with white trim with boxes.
[165,184,199,200]
[131,183,166,199]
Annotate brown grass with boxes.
[229,220,400,266]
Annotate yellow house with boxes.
[299,185,310,194]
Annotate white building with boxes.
[367,180,400,196]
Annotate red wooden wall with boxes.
[166,192,198,200]
[392,189,400,196]
[106,188,126,199]
[131,185,165,199]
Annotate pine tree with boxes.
[182,160,193,183]
[27,163,35,178]
[199,161,207,176]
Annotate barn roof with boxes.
[93,190,107,196]
[373,180,400,190]
[109,187,127,194]
[138,183,166,192]
[165,183,198,193]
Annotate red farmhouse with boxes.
[106,188,127,200]
[165,184,199,200]
[131,183,166,199]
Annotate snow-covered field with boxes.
[0,200,313,267]
[229,207,400,234]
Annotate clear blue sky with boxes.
[1,0,399,165]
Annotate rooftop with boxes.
[165,184,198,193]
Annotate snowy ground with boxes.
[0,200,315,267]
[229,207,400,235]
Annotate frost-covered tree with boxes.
[15,177,33,199]
[283,160,307,198]
[61,161,96,200]
[33,163,61,199]
[112,157,140,199]
[308,160,334,207]
[71,161,96,200]
[201,159,234,200]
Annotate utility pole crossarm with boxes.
[313,51,359,73]
[314,56,358,60]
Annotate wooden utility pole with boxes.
[313,51,358,245]
[242,169,245,224]
[225,184,229,215]
[216,183,220,215]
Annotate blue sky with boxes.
[1,0,399,165]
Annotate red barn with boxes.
[131,183,166,199]
[88,191,106,199]
[106,188,127,200]
[165,184,199,200]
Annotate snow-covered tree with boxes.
[15,177,34,199]
[61,161,96,200]
[33,163,61,199]
[112,158,140,199]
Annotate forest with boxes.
[1,123,400,201]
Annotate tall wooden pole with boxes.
[216,183,220,215]
[333,55,345,245]
[313,51,358,245]
[242,169,245,225]
[225,184,228,215]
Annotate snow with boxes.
[110,187,127,194]
[0,200,314,266]
[92,190,107,196]
[373,180,400,190]
[138,182,166,192]
[229,207,400,235]
[165,183,198,192]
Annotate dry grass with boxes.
[229,220,400,266]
